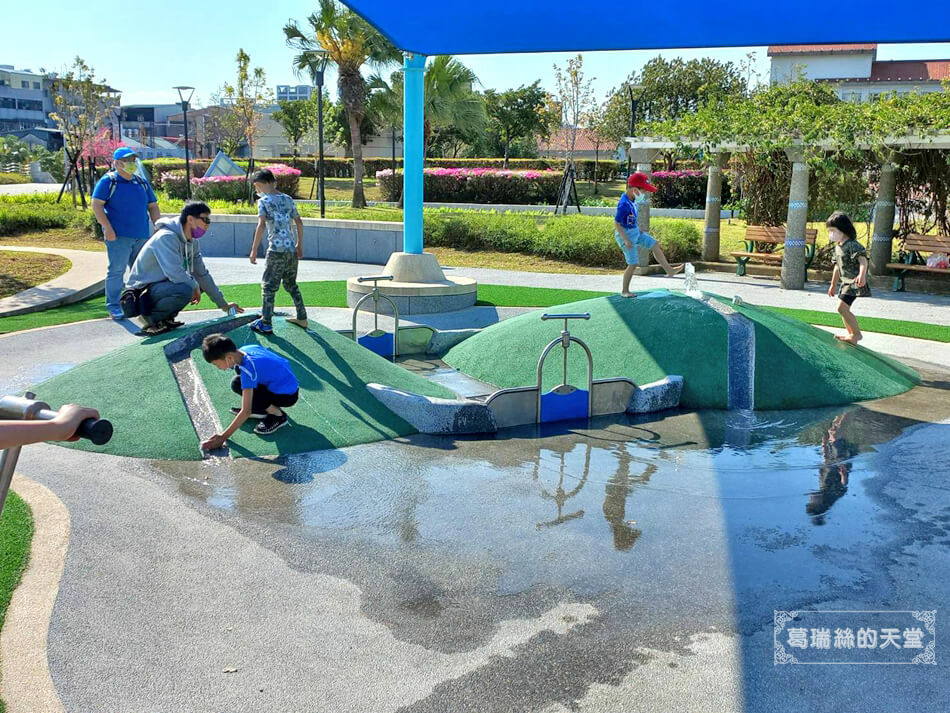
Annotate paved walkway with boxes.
[0,246,105,318]
[0,182,61,195]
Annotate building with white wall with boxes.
[769,45,950,101]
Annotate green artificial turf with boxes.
[0,491,33,651]
[31,325,202,460]
[32,316,455,460]
[716,297,920,409]
[192,319,454,457]
[445,290,920,410]
[2,280,948,345]
[444,291,732,409]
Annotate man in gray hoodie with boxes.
[127,200,243,335]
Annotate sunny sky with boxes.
[6,1,950,107]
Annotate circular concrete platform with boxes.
[346,251,477,314]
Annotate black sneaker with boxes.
[254,413,288,435]
[230,406,266,419]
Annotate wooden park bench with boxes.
[887,233,950,291]
[730,226,817,276]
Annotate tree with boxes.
[600,57,746,169]
[285,0,401,208]
[368,56,485,158]
[201,98,247,157]
[325,97,376,154]
[48,57,119,206]
[582,100,609,194]
[552,55,596,168]
[222,49,272,164]
[272,99,313,158]
[484,81,551,168]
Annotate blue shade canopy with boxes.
[340,1,950,55]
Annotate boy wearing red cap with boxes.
[615,172,683,297]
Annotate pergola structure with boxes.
[339,1,950,303]
[624,133,950,288]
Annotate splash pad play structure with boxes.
[30,286,919,461]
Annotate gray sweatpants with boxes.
[143,280,192,326]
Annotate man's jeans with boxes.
[105,237,148,312]
[143,280,193,326]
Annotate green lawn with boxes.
[0,491,33,713]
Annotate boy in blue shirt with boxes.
[615,172,683,297]
[199,333,300,449]
[247,168,308,335]
[92,147,161,319]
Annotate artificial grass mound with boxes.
[442,290,919,410]
[32,316,455,460]
[712,296,920,409]
[191,319,455,458]
[444,290,731,409]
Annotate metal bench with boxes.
[730,225,817,276]
[886,233,950,291]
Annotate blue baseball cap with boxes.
[113,147,137,160]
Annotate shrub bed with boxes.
[163,164,300,202]
[424,210,701,267]
[0,173,30,185]
[0,194,98,236]
[378,168,562,204]
[651,170,733,209]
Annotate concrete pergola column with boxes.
[870,161,898,276]
[628,149,660,274]
[781,149,810,290]
[702,152,729,262]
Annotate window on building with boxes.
[0,98,16,109]
[21,81,29,88]
[32,82,40,89]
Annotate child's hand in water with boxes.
[201,434,226,451]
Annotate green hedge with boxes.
[0,173,30,185]
[378,168,563,204]
[424,211,701,267]
[0,194,98,236]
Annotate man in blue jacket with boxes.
[91,147,161,319]
[127,201,243,335]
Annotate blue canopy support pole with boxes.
[403,53,426,255]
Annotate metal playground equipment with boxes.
[536,313,593,423]
[0,393,113,517]
[351,275,400,360]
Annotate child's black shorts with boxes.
[839,293,857,306]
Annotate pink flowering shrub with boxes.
[651,169,733,209]
[377,167,562,205]
[161,164,302,202]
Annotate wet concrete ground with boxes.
[16,362,947,712]
[4,310,950,711]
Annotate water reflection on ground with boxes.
[157,367,950,600]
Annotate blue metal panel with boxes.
[358,332,395,358]
[539,388,589,424]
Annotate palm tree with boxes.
[369,56,485,158]
[284,0,400,208]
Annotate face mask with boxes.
[635,192,649,205]
[191,224,206,239]
[118,160,136,174]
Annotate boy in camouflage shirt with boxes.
[826,211,870,345]
[248,168,308,334]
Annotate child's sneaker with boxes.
[286,318,308,329]
[230,406,267,419]
[254,412,288,435]
[249,318,273,335]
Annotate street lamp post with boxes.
[392,124,397,176]
[174,86,195,199]
[307,50,330,218]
